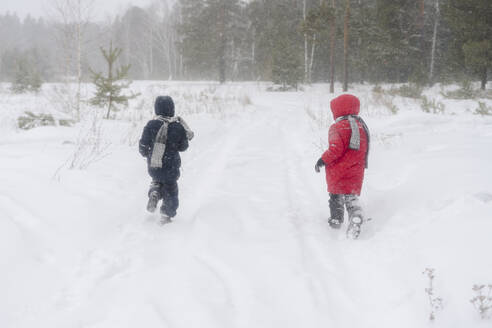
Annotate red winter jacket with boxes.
[321,94,368,196]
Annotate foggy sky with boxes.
[0,0,154,20]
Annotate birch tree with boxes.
[149,0,177,79]
[343,0,350,91]
[301,0,332,84]
[303,0,309,83]
[429,0,440,85]
[329,0,336,93]
[50,0,94,119]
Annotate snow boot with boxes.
[159,215,172,225]
[328,217,343,229]
[146,191,160,213]
[346,216,363,239]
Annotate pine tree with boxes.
[176,0,244,82]
[272,38,302,90]
[444,0,492,89]
[373,0,423,83]
[204,0,244,83]
[11,58,31,93]
[248,0,303,85]
[11,56,43,93]
[90,42,139,119]
[301,1,334,84]
[176,0,214,79]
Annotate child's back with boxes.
[139,96,193,223]
[315,94,370,238]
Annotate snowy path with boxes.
[2,87,492,327]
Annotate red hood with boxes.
[330,94,360,120]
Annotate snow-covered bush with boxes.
[68,110,111,170]
[423,268,443,321]
[372,85,384,94]
[17,112,55,129]
[121,82,254,120]
[266,84,302,92]
[10,58,43,94]
[17,111,74,130]
[240,93,252,107]
[420,96,445,114]
[388,83,423,99]
[441,81,478,99]
[471,284,492,319]
[304,102,331,152]
[305,104,330,130]
[474,102,492,116]
[372,90,399,114]
[45,83,91,119]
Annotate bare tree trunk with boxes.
[167,44,173,80]
[169,26,176,80]
[252,36,256,79]
[303,0,309,84]
[218,2,226,84]
[63,31,72,83]
[149,24,154,78]
[162,0,176,80]
[50,0,93,120]
[165,22,173,80]
[343,0,350,92]
[309,34,316,82]
[419,0,425,48]
[76,0,82,119]
[306,0,324,83]
[151,12,173,80]
[429,0,440,85]
[481,70,487,90]
[106,43,113,119]
[231,39,240,81]
[176,1,183,79]
[125,21,131,66]
[329,0,336,93]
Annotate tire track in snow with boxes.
[276,103,359,326]
[275,98,417,327]
[180,120,251,224]
[175,115,272,326]
[192,253,250,328]
[179,107,331,327]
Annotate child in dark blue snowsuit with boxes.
[139,96,193,222]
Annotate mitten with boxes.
[315,158,325,173]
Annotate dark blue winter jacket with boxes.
[139,96,189,182]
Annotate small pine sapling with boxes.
[423,268,443,321]
[471,284,492,319]
[474,102,492,116]
[11,57,43,94]
[420,96,445,114]
[90,41,139,119]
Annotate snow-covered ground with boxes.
[1,81,492,327]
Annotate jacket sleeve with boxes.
[177,125,189,152]
[321,124,347,166]
[139,122,152,157]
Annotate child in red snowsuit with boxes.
[315,94,370,238]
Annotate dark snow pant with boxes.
[149,180,179,217]
[329,194,363,223]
